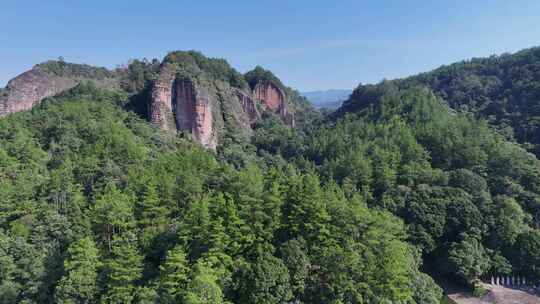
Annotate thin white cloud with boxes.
[256,38,364,59]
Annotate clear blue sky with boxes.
[1,0,539,91]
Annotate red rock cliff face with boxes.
[192,94,214,149]
[174,79,215,149]
[149,78,174,131]
[254,81,294,126]
[254,81,284,112]
[0,67,77,117]
[149,77,216,149]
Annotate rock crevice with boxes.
[149,75,216,149]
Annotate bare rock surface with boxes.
[0,67,76,117]
[0,61,118,117]
[254,81,294,126]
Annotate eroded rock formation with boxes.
[254,81,294,127]
[254,81,284,111]
[0,67,77,117]
[149,75,216,149]
[149,76,175,131]
[234,88,260,126]
[1,56,298,150]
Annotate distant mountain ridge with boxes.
[302,89,352,109]
[339,46,540,156]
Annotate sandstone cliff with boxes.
[1,52,309,150]
[0,61,118,117]
[0,66,77,117]
[254,81,294,127]
[147,51,299,150]
[149,65,218,149]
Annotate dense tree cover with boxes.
[340,47,540,156]
[163,51,248,89]
[0,86,440,303]
[38,60,116,80]
[270,85,540,289]
[4,48,540,303]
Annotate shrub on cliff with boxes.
[164,50,247,88]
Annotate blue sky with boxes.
[1,0,539,91]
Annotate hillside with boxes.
[2,48,540,303]
[0,84,439,303]
[0,60,119,117]
[340,47,540,156]
[0,52,314,151]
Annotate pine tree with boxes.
[284,173,330,249]
[183,262,223,304]
[158,245,190,303]
[138,183,169,229]
[92,185,135,251]
[54,237,100,304]
[101,238,143,303]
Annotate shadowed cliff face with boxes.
[0,67,78,117]
[174,79,215,149]
[234,88,260,126]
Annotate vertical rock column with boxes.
[173,79,216,150]
[234,88,260,126]
[192,95,215,149]
[150,79,174,131]
[254,81,284,111]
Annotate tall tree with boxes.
[158,245,190,303]
[54,237,101,304]
[101,237,143,303]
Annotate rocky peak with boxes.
[0,61,117,117]
[0,66,76,117]
[148,52,299,149]
[1,52,303,150]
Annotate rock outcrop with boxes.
[149,70,217,149]
[0,67,77,117]
[0,61,118,117]
[233,88,260,126]
[1,53,303,150]
[149,75,175,131]
[254,81,294,127]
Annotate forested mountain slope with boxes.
[1,51,314,151]
[2,47,540,303]
[0,84,440,303]
[279,87,540,298]
[340,46,540,156]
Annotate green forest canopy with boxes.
[1,47,540,303]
